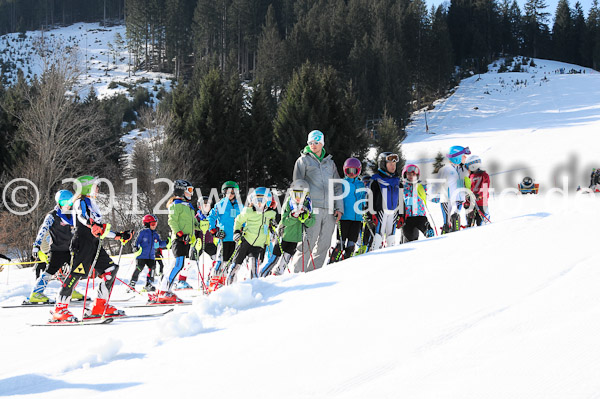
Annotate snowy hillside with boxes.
[1,57,600,398]
[0,23,173,100]
[403,56,600,191]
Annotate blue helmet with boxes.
[251,187,273,207]
[55,190,73,207]
[447,146,471,165]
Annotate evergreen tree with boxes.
[586,0,600,69]
[273,62,367,185]
[373,112,405,173]
[256,4,287,90]
[552,0,574,62]
[572,2,587,66]
[523,0,551,57]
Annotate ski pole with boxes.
[304,235,317,271]
[423,202,438,237]
[81,237,104,321]
[115,276,145,296]
[194,253,209,293]
[102,239,124,319]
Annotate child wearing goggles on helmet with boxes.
[151,179,199,304]
[464,155,491,226]
[226,188,277,285]
[330,158,367,262]
[400,164,434,241]
[260,180,315,277]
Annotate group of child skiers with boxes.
[24,134,491,323]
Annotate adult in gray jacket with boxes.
[289,130,344,272]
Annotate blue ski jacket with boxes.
[135,228,167,260]
[341,177,367,221]
[208,198,243,242]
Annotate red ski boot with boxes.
[86,298,125,318]
[154,290,183,304]
[50,303,78,323]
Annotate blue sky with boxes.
[427,0,596,22]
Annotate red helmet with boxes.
[142,214,157,225]
[343,157,362,178]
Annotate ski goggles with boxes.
[344,167,360,177]
[58,199,72,207]
[405,165,420,174]
[185,186,194,194]
[149,221,157,226]
[384,154,400,163]
[254,195,268,204]
[292,190,307,201]
[308,141,322,146]
[450,147,471,157]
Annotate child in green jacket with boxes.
[227,187,277,285]
[260,180,315,277]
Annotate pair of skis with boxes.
[29,307,175,327]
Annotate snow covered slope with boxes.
[404,57,600,191]
[0,23,172,100]
[1,57,600,398]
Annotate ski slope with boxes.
[1,57,600,398]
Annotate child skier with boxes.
[260,180,315,277]
[367,152,404,250]
[130,214,167,292]
[151,179,199,303]
[193,196,218,289]
[430,146,471,233]
[227,187,277,284]
[331,158,366,261]
[465,155,491,226]
[207,181,243,291]
[28,190,84,304]
[400,164,434,242]
[51,176,133,322]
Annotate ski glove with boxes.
[233,230,242,242]
[32,246,40,259]
[396,214,405,229]
[211,228,226,239]
[116,230,134,243]
[90,221,107,237]
[298,211,309,224]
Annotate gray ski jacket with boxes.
[293,147,344,213]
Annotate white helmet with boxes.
[290,179,310,193]
[465,155,482,172]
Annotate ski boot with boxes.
[175,279,193,290]
[208,275,226,292]
[150,290,182,304]
[29,292,54,304]
[143,282,156,292]
[71,290,86,301]
[85,298,125,318]
[50,303,77,322]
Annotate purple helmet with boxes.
[343,157,362,177]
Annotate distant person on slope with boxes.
[129,214,167,293]
[367,152,404,250]
[289,130,344,272]
[400,164,434,242]
[430,146,471,233]
[465,155,491,226]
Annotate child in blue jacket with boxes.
[330,158,366,261]
[130,214,167,292]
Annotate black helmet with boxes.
[377,152,400,173]
[522,177,533,187]
[174,179,193,198]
